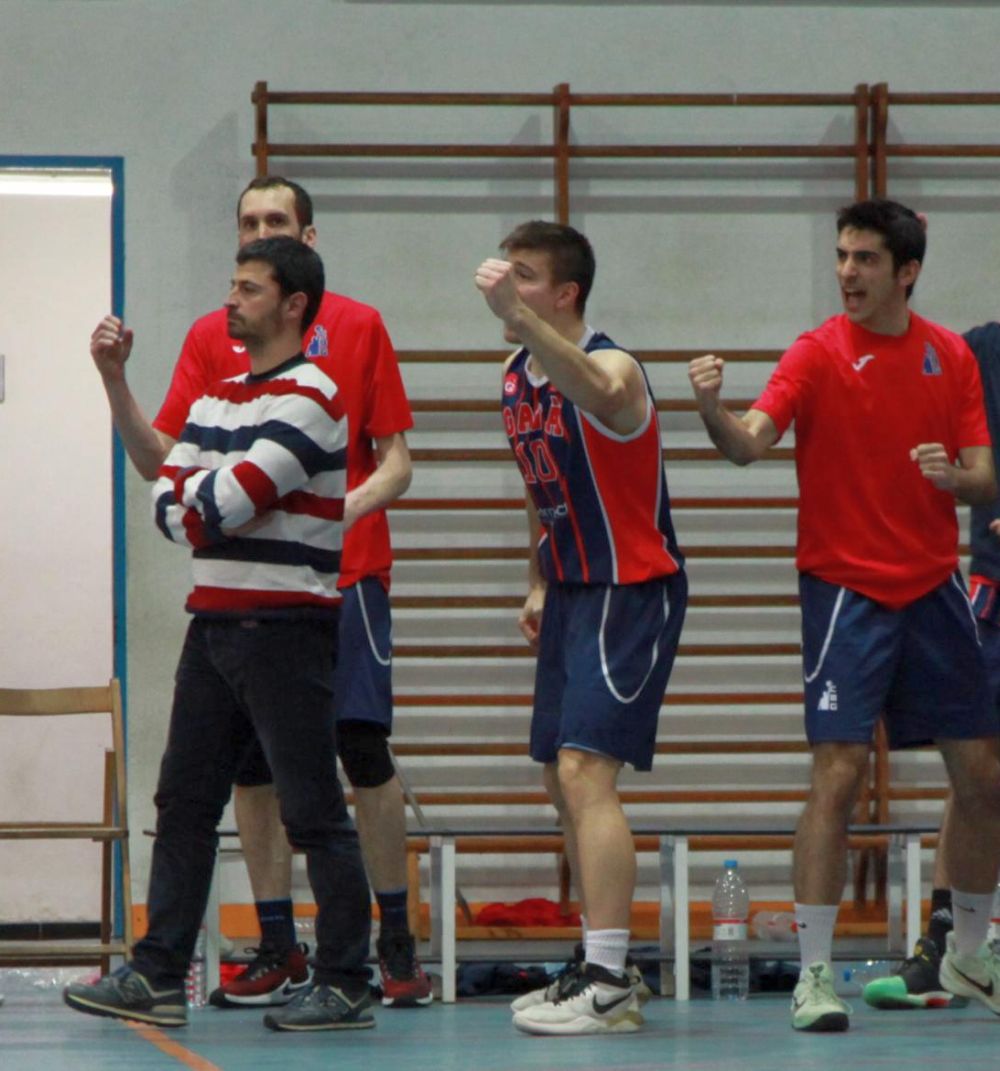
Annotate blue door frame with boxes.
[0,155,128,938]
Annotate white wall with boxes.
[3,0,1000,910]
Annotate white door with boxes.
[0,168,118,921]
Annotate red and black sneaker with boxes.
[209,943,311,1008]
[377,931,433,1007]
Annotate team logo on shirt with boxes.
[851,354,875,372]
[306,324,329,358]
[922,343,942,376]
[817,680,838,711]
[503,374,519,396]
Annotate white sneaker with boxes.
[512,963,643,1036]
[510,952,650,1012]
[790,962,850,1032]
[940,931,1000,1015]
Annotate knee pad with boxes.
[337,720,394,788]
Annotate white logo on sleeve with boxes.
[851,354,875,372]
[818,680,838,711]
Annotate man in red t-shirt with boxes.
[689,199,1000,1032]
[92,177,431,1008]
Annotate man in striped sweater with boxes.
[64,237,375,1035]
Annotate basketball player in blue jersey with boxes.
[475,221,687,1036]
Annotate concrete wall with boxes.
[3,0,1000,913]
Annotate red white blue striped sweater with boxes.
[153,354,347,616]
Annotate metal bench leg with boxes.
[887,832,903,954]
[905,832,922,955]
[429,835,457,1003]
[660,834,689,1001]
[204,852,222,996]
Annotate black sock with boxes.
[375,888,410,936]
[256,898,296,952]
[926,888,953,956]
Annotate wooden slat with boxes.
[394,642,800,658]
[410,789,808,805]
[0,685,114,717]
[0,823,126,841]
[397,349,781,364]
[391,496,798,511]
[391,740,806,757]
[393,691,804,706]
[408,447,795,462]
[393,544,795,561]
[410,398,761,414]
[392,593,798,610]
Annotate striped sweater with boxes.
[152,354,347,616]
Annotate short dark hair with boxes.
[500,220,595,314]
[836,198,925,297]
[237,176,314,229]
[236,236,325,332]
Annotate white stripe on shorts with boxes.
[803,585,846,684]
[598,583,670,704]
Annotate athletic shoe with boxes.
[790,961,850,1032]
[862,938,961,1009]
[510,943,652,1012]
[263,981,375,1032]
[939,931,1000,1015]
[209,943,311,1008]
[63,965,187,1027]
[376,931,433,1007]
[512,962,643,1036]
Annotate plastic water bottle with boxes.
[751,910,797,942]
[711,859,750,1000]
[836,960,892,996]
[185,925,207,1008]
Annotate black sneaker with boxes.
[376,931,433,1007]
[263,981,375,1032]
[209,943,311,1008]
[63,965,187,1027]
[862,938,965,1009]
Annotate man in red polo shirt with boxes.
[689,198,1000,1032]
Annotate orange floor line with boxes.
[126,1020,223,1071]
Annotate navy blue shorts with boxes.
[800,572,996,748]
[234,578,393,787]
[531,571,687,772]
[978,617,1000,710]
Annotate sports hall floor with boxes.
[5,987,1000,1071]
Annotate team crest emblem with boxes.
[503,374,518,396]
[922,343,942,376]
[306,324,329,358]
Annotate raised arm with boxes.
[688,353,778,466]
[475,257,646,435]
[91,315,174,479]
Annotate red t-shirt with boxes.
[154,291,413,589]
[753,313,990,609]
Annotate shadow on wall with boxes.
[170,111,243,320]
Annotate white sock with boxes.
[794,903,839,974]
[580,914,588,946]
[584,928,630,976]
[951,888,994,957]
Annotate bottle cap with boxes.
[724,859,738,868]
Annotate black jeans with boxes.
[131,615,371,989]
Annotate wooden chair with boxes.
[0,681,132,974]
